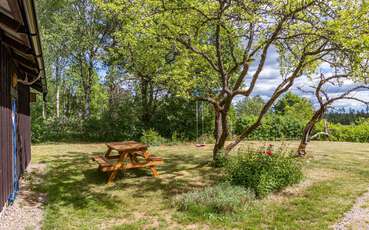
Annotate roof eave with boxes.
[21,0,47,97]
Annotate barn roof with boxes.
[0,0,47,97]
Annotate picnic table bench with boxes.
[92,141,163,183]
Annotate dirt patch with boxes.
[0,163,47,230]
[333,188,369,230]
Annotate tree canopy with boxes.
[274,92,314,121]
[34,0,369,160]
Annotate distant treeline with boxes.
[325,108,369,125]
[32,91,369,144]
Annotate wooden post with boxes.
[150,166,159,177]
[107,151,126,183]
[104,147,112,158]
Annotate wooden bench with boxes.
[92,155,114,172]
[92,141,164,183]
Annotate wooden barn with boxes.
[0,0,46,212]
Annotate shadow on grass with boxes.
[37,148,222,211]
[38,152,121,211]
[104,151,223,199]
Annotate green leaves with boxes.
[95,0,369,102]
[274,92,314,121]
[225,147,303,197]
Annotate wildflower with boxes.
[265,144,273,156]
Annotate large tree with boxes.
[38,0,112,119]
[38,0,73,118]
[70,0,112,118]
[96,0,177,129]
[296,2,369,156]
[158,0,369,159]
[297,73,369,156]
[97,0,369,160]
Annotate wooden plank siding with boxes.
[0,40,13,212]
[17,83,31,176]
[0,40,31,212]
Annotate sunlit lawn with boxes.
[30,141,369,229]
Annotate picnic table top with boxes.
[106,141,148,152]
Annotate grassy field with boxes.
[30,141,369,229]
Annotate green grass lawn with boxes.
[30,141,369,229]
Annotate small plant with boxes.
[140,129,166,146]
[225,146,303,197]
[258,143,274,156]
[173,182,254,215]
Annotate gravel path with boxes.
[0,164,46,230]
[333,188,369,230]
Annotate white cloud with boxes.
[238,49,369,111]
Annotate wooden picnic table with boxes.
[92,141,163,183]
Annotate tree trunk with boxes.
[225,99,271,153]
[225,119,262,153]
[140,75,154,129]
[83,57,94,119]
[141,78,149,128]
[56,85,60,118]
[225,79,297,154]
[213,108,229,161]
[297,121,315,156]
[54,59,62,118]
[65,89,70,117]
[84,85,91,118]
[297,108,325,156]
[42,102,47,120]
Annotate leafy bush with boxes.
[328,120,369,143]
[225,147,303,197]
[235,115,306,141]
[173,182,254,215]
[313,118,369,143]
[140,129,166,146]
[31,95,207,144]
[31,116,83,143]
[31,117,47,143]
[235,115,369,143]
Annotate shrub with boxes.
[173,182,254,215]
[225,147,303,197]
[31,117,47,143]
[235,115,306,141]
[329,120,369,143]
[31,116,83,143]
[140,129,166,146]
[312,118,369,143]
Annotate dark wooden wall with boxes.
[17,84,31,176]
[0,41,31,212]
[0,40,13,212]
